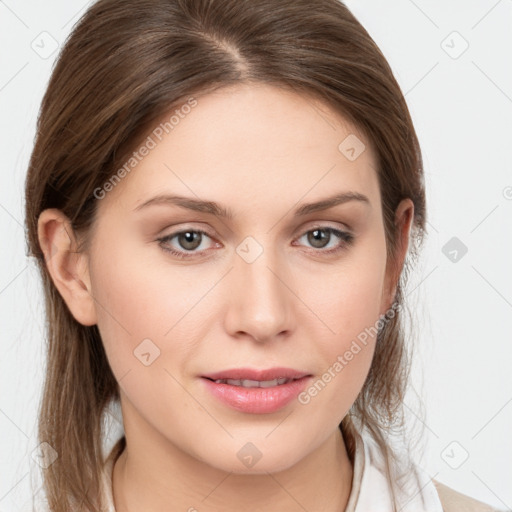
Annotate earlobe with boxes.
[37,209,97,326]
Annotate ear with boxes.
[380,198,414,314]
[37,209,97,326]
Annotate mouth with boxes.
[200,368,312,414]
[203,376,303,388]
[201,366,310,382]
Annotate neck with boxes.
[112,410,353,512]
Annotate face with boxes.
[49,83,410,474]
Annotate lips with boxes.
[211,377,292,388]
[201,372,312,414]
[202,367,310,382]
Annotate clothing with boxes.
[100,430,500,512]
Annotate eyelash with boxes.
[157,226,354,260]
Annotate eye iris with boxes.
[308,229,330,249]
[178,231,202,250]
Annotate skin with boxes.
[38,83,413,512]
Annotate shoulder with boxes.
[433,479,502,512]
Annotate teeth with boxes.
[214,377,292,387]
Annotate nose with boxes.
[223,240,295,343]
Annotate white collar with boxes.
[346,427,443,511]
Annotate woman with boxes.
[25,0,500,510]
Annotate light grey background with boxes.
[1,1,511,510]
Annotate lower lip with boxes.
[201,376,311,414]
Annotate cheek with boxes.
[295,235,387,411]
[88,227,220,394]
[305,234,388,348]
[87,231,175,374]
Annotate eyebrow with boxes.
[133,191,370,219]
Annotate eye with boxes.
[157,225,353,260]
[157,229,218,259]
[294,227,354,255]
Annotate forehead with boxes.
[95,83,380,217]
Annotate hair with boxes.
[24,0,427,510]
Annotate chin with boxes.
[202,443,302,475]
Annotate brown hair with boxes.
[25,0,426,510]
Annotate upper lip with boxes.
[202,367,311,381]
